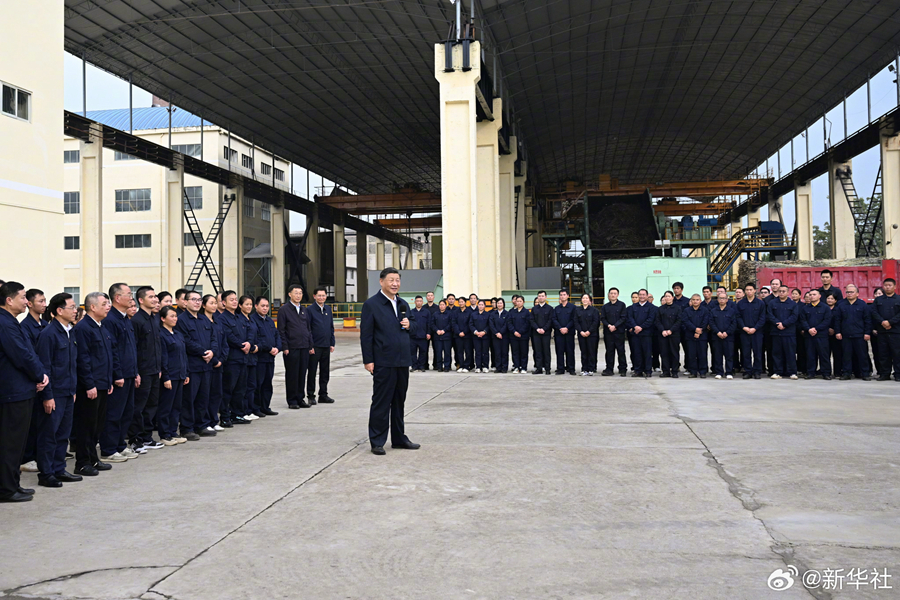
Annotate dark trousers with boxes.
[255,362,275,410]
[532,333,551,372]
[763,329,774,373]
[74,388,108,469]
[842,337,871,377]
[1,398,32,497]
[130,373,160,447]
[651,333,660,370]
[631,335,653,374]
[733,337,742,371]
[510,335,529,370]
[37,396,73,477]
[473,336,490,369]
[307,347,331,398]
[454,336,474,370]
[434,339,452,370]
[368,366,410,448]
[772,336,797,376]
[157,380,183,439]
[283,349,310,407]
[796,332,807,373]
[627,332,636,370]
[489,337,496,369]
[604,331,627,373]
[829,335,843,376]
[20,397,41,464]
[711,336,735,376]
[659,334,680,374]
[182,371,210,433]
[207,367,223,427]
[410,339,428,370]
[222,363,247,419]
[877,333,900,378]
[242,364,257,415]
[554,332,576,373]
[578,334,599,372]
[686,338,709,374]
[492,335,510,372]
[806,334,831,376]
[430,337,440,369]
[741,332,764,375]
[872,333,882,374]
[101,377,134,455]
[680,338,689,373]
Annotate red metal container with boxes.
[756,260,899,302]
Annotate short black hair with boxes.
[559,289,568,295]
[288,284,303,294]
[0,281,24,306]
[702,286,712,292]
[379,267,400,280]
[175,288,188,299]
[221,290,237,302]
[469,293,478,298]
[159,305,177,320]
[716,286,727,292]
[537,290,547,295]
[638,288,648,295]
[744,283,756,290]
[254,295,269,305]
[415,295,423,300]
[185,290,201,300]
[821,269,833,276]
[885,278,897,285]
[672,282,684,290]
[446,293,456,299]
[312,287,327,296]
[136,286,155,301]
[25,288,44,303]
[608,287,619,294]
[109,282,129,301]
[238,294,254,307]
[47,292,73,318]
[157,291,172,303]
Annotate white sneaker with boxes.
[20,460,38,473]
[173,436,188,444]
[213,425,225,432]
[121,447,140,458]
[714,374,722,380]
[161,437,179,446]
[243,414,257,421]
[770,374,782,380]
[100,452,129,463]
[726,374,733,380]
[206,426,217,433]
[459,368,468,373]
[588,371,594,376]
[130,444,148,454]
[789,374,798,380]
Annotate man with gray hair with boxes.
[834,284,872,380]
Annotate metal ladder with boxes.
[184,191,235,293]
[513,186,520,289]
[858,165,884,257]
[836,166,881,257]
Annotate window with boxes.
[2,83,30,120]
[261,163,272,176]
[64,192,80,214]
[64,287,80,306]
[64,236,80,250]
[115,188,151,212]
[261,203,271,222]
[241,154,252,169]
[243,237,256,254]
[116,234,151,249]
[114,151,138,161]
[184,233,197,246]
[184,186,202,210]
[243,196,255,218]
[172,143,201,158]
[189,285,203,295]
[64,150,80,164]
[223,146,237,162]
[274,167,285,182]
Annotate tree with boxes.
[854,196,885,256]
[813,221,831,260]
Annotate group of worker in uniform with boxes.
[402,271,900,382]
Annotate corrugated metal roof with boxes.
[83,107,213,132]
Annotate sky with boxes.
[64,50,899,235]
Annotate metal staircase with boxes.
[836,165,883,257]
[708,225,794,279]
[184,191,236,293]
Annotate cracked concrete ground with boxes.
[2,331,898,599]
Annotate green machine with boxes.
[602,257,707,301]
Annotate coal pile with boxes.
[587,192,658,250]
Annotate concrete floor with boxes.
[2,331,899,600]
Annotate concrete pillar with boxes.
[411,250,420,269]
[306,209,320,293]
[435,40,481,295]
[333,222,346,302]
[768,195,784,224]
[881,134,900,259]
[514,165,527,289]
[270,206,285,303]
[828,158,857,259]
[376,238,385,270]
[730,215,742,281]
[747,201,760,229]
[80,124,103,294]
[475,97,503,297]
[391,243,400,269]
[221,185,243,292]
[498,136,518,291]
[165,166,185,293]
[794,181,814,260]
[357,232,369,300]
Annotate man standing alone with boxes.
[307,287,335,404]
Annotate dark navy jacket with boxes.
[469,310,490,336]
[0,309,46,403]
[452,307,473,337]
[307,302,336,347]
[768,298,799,336]
[277,302,313,349]
[800,302,832,334]
[682,306,710,341]
[244,314,260,366]
[627,302,657,337]
[211,312,229,367]
[73,316,116,391]
[220,309,250,365]
[873,293,900,335]
[35,319,77,402]
[21,313,45,350]
[490,308,510,337]
[360,292,416,368]
[430,310,453,340]
[408,306,432,340]
[253,313,281,363]
[176,310,218,373]
[132,308,162,375]
[159,327,188,382]
[530,303,553,335]
[672,295,690,312]
[736,297,767,332]
[552,302,576,334]
[817,285,843,303]
[599,300,628,333]
[709,304,738,336]
[834,299,872,338]
[655,304,682,336]
[106,307,138,379]
[507,307,531,337]
[573,306,600,336]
